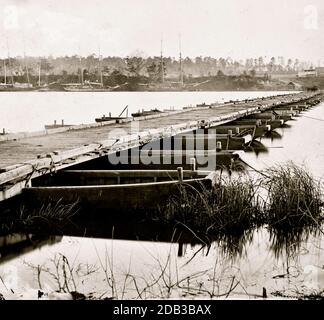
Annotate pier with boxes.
[0,91,323,204]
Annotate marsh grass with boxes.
[264,163,323,229]
[160,163,324,241]
[161,174,264,238]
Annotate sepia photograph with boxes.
[0,0,323,308]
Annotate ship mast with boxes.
[98,46,103,87]
[23,52,30,85]
[3,60,6,85]
[179,34,184,87]
[160,38,164,83]
[23,36,30,85]
[38,62,41,87]
[78,46,84,85]
[6,38,14,85]
[79,55,84,85]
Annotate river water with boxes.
[0,91,291,133]
[0,91,323,300]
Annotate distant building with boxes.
[298,69,317,78]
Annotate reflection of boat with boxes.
[0,234,62,264]
[23,169,217,210]
[245,140,269,154]
[131,108,162,117]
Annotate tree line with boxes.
[0,54,316,86]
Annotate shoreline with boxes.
[0,88,300,93]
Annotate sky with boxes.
[0,0,323,62]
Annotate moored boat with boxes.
[131,108,163,117]
[23,169,217,210]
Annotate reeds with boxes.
[264,162,323,228]
[161,162,323,240]
[161,174,264,237]
[211,175,264,232]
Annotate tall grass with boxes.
[264,163,323,228]
[161,174,264,238]
[161,163,323,241]
[211,175,264,233]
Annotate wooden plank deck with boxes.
[0,95,290,169]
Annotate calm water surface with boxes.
[0,91,323,299]
[0,91,291,133]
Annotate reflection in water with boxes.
[268,225,323,259]
[281,123,293,128]
[215,229,256,258]
[0,224,322,300]
[241,103,324,177]
[0,234,63,264]
[264,130,282,141]
[246,140,268,156]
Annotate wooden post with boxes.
[2,128,5,135]
[177,167,183,183]
[62,119,64,127]
[216,141,222,151]
[54,120,57,126]
[262,287,267,298]
[190,158,196,171]
[235,127,240,134]
[228,130,232,137]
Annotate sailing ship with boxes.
[1,39,34,91]
[63,49,109,91]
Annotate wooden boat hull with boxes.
[210,124,270,139]
[58,149,243,171]
[131,110,162,117]
[95,117,131,123]
[231,119,284,130]
[148,134,251,151]
[23,170,217,210]
[247,112,276,120]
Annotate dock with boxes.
[0,91,323,203]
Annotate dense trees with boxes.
[0,55,315,86]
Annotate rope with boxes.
[302,115,324,122]
[237,156,271,179]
